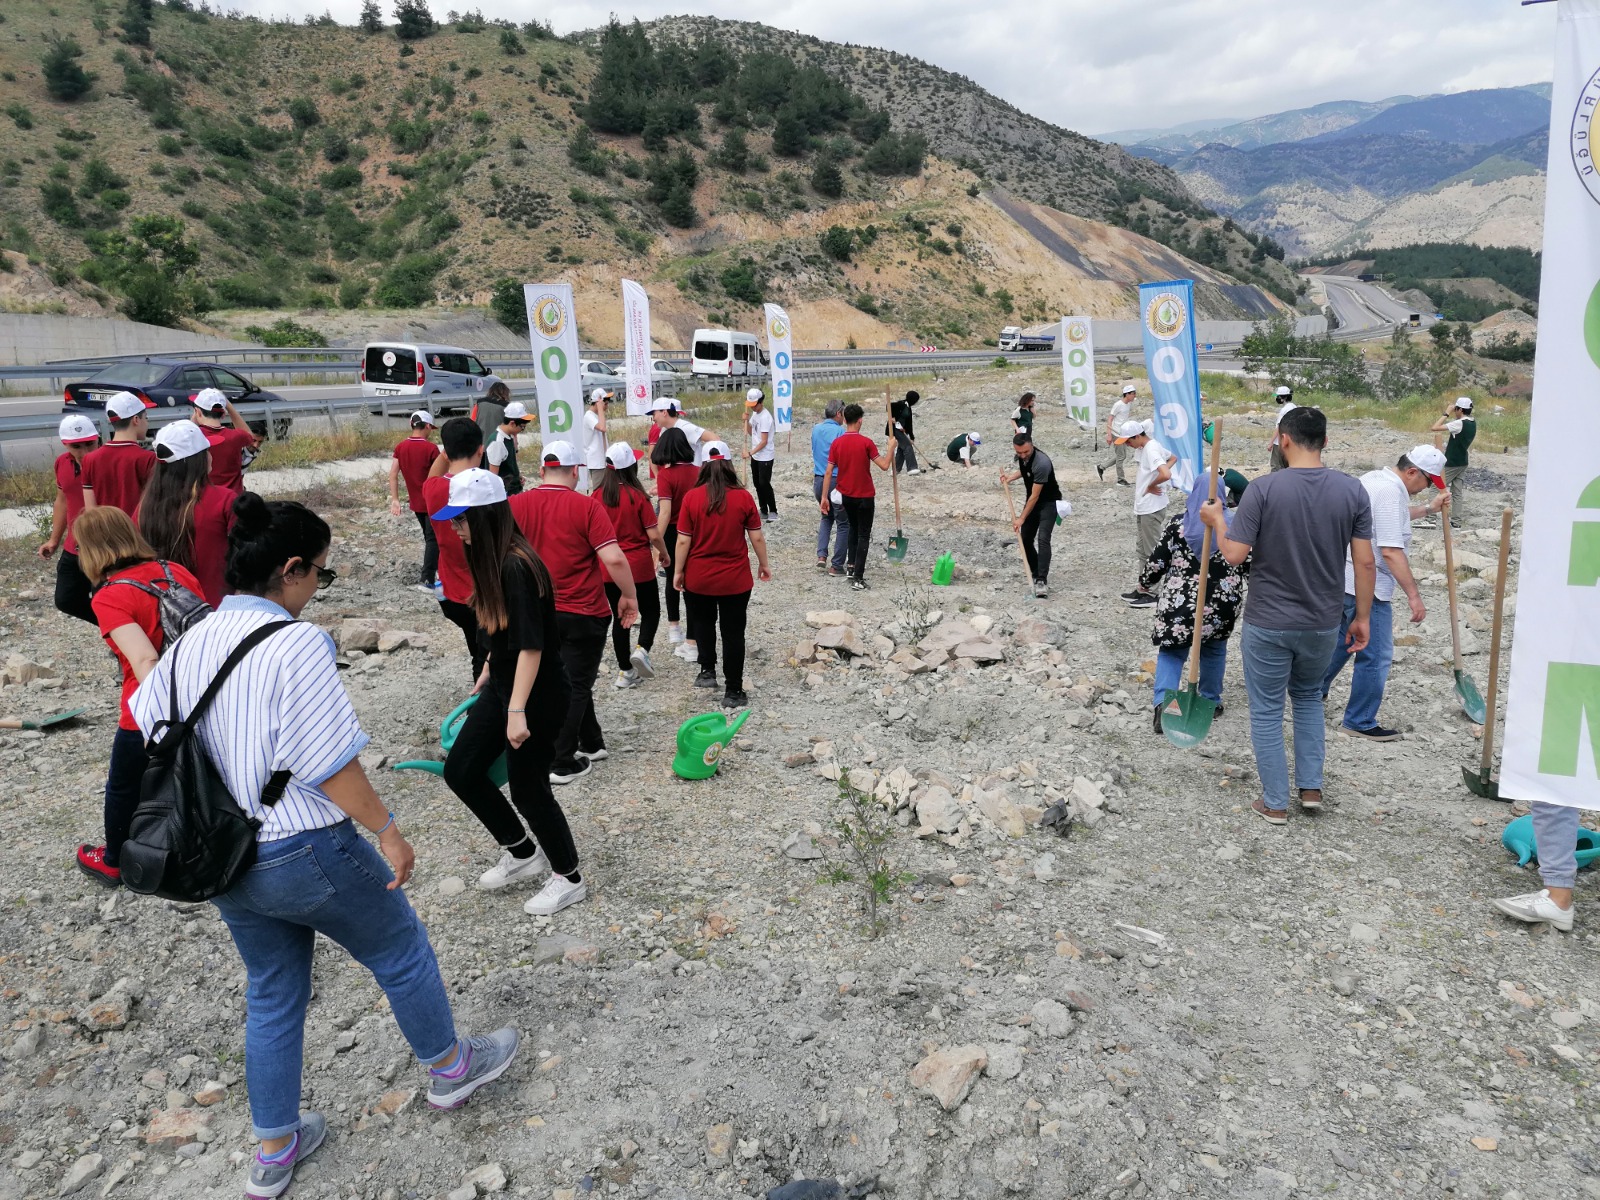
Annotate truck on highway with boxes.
[1407,313,1422,328]
[997,326,1056,352]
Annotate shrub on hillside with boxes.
[288,97,320,131]
[499,28,524,55]
[490,277,527,334]
[123,62,183,128]
[120,0,153,47]
[320,164,362,190]
[819,226,853,262]
[359,0,383,33]
[811,155,843,198]
[659,181,695,228]
[43,37,96,102]
[720,260,764,305]
[393,0,435,41]
[338,276,369,308]
[861,131,926,176]
[243,317,328,347]
[373,251,446,306]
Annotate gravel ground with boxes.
[0,373,1594,1200]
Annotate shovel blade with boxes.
[36,707,86,728]
[1461,765,1499,799]
[1454,671,1487,724]
[1160,688,1216,749]
[885,533,909,561]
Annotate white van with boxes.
[690,329,768,379]
[361,342,502,412]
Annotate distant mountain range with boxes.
[1112,85,1552,255]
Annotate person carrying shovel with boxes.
[1001,432,1062,598]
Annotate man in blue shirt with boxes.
[811,400,850,574]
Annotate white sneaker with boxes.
[478,847,548,891]
[1492,889,1575,932]
[581,747,609,761]
[674,641,698,662]
[630,646,655,679]
[524,873,587,916]
[614,669,641,689]
[413,583,437,595]
[906,468,921,476]
[668,625,685,645]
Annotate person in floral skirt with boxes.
[1140,486,1249,735]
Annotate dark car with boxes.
[62,359,292,440]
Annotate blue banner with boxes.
[1138,280,1203,491]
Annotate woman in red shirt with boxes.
[38,413,101,625]
[139,419,236,608]
[73,506,209,886]
[651,426,700,659]
[672,442,771,709]
[597,443,668,689]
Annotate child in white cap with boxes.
[141,419,235,607]
[581,388,609,492]
[39,413,103,624]
[595,441,667,688]
[389,410,442,594]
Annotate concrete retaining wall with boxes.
[0,314,246,365]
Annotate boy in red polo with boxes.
[389,410,442,593]
[421,418,487,683]
[81,392,155,517]
[820,403,892,590]
[191,387,260,493]
[38,413,102,624]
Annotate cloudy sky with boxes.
[221,0,1558,136]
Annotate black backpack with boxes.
[120,621,295,904]
[99,561,212,646]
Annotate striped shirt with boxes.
[129,594,366,841]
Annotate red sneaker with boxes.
[76,844,121,888]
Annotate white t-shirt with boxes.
[1109,399,1131,435]
[583,410,607,470]
[748,409,775,462]
[676,417,707,464]
[1133,439,1172,516]
[1345,467,1410,602]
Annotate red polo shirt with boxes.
[508,484,617,618]
[827,432,880,499]
[54,451,88,555]
[202,426,258,494]
[392,436,440,513]
[423,473,472,604]
[82,440,156,517]
[676,484,760,596]
[600,486,658,584]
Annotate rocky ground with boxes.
[0,369,1593,1200]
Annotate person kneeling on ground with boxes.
[946,431,982,468]
[1142,486,1248,734]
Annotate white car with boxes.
[361,342,501,414]
[650,359,684,397]
[579,359,621,398]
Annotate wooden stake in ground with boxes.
[1464,506,1516,799]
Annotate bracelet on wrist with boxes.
[507,707,526,713]
[375,811,396,836]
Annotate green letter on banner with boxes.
[547,400,572,433]
[542,346,567,380]
[1539,661,1600,776]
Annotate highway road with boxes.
[1317,274,1433,338]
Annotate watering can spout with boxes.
[672,710,752,779]
[389,694,508,788]
[392,760,447,778]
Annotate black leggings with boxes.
[438,598,488,686]
[442,685,578,875]
[684,589,751,691]
[841,496,876,582]
[554,611,608,761]
[662,524,681,623]
[55,550,96,625]
[413,511,439,586]
[605,578,660,671]
[102,726,147,869]
[751,459,778,515]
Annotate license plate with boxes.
[374,387,400,395]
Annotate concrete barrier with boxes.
[0,314,247,365]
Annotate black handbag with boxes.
[119,621,295,903]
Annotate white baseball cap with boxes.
[429,466,506,520]
[1404,444,1447,488]
[105,391,147,420]
[502,401,530,422]
[410,409,436,426]
[193,387,228,413]
[703,440,733,461]
[1454,396,1473,412]
[649,397,682,414]
[604,441,638,469]
[1139,418,1155,437]
[58,414,99,445]
[588,387,611,405]
[745,387,765,406]
[968,431,983,445]
[1274,385,1293,398]
[1113,420,1145,444]
[1120,384,1136,395]
[153,419,211,464]
[540,439,581,468]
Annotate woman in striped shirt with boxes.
[130,492,519,1200]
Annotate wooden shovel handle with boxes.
[1441,516,1465,673]
[0,718,21,730]
[1185,421,1222,686]
[884,387,903,529]
[1000,475,1033,582]
[1480,507,1514,773]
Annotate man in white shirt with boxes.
[743,388,779,522]
[650,399,717,465]
[1320,445,1449,741]
[1269,386,1296,472]
[1114,419,1175,607]
[580,388,609,492]
[1097,383,1136,484]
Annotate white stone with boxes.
[915,786,962,833]
[58,1153,103,1196]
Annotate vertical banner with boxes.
[523,283,581,448]
[764,303,794,433]
[1138,280,1202,491]
[1500,0,1600,811]
[622,278,652,417]
[1060,315,1096,430]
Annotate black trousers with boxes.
[606,578,660,671]
[554,611,608,761]
[684,588,751,691]
[751,459,778,516]
[413,511,439,586]
[892,430,918,473]
[102,726,148,869]
[442,684,578,875]
[55,550,96,625]
[841,496,876,581]
[1020,505,1055,583]
[438,598,488,685]
[662,524,681,623]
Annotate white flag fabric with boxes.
[622,279,652,417]
[1060,316,1096,431]
[1501,0,1600,810]
[764,304,794,433]
[523,283,581,446]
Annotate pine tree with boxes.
[42,37,95,102]
[359,0,384,33]
[811,155,843,198]
[717,128,748,173]
[772,107,808,157]
[393,0,434,41]
[660,180,696,228]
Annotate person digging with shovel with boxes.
[1001,432,1063,598]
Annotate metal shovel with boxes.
[1441,513,1487,724]
[1464,508,1515,799]
[884,389,909,560]
[1162,422,1222,748]
[0,707,86,731]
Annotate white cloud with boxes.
[214,0,1558,135]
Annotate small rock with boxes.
[1331,975,1358,998]
[1349,923,1380,945]
[57,1153,103,1196]
[909,1044,987,1110]
[1070,776,1106,811]
[1470,1136,1498,1152]
[1215,842,1243,863]
[1031,853,1056,882]
[144,1108,212,1151]
[915,786,962,833]
[1061,989,1096,1013]
[561,943,599,967]
[464,1161,508,1192]
[765,1181,845,1200]
[333,1031,357,1053]
[192,1081,227,1107]
[16,1149,44,1169]
[984,1043,1025,1081]
[784,751,815,769]
[1012,617,1064,646]
[446,1185,476,1200]
[976,787,1026,838]
[1552,1010,1583,1030]
[814,625,868,657]
[2,655,57,686]
[705,1122,736,1168]
[78,983,134,1032]
[782,830,824,861]
[1030,999,1073,1037]
[7,1024,44,1059]
[805,610,858,630]
[372,1089,416,1116]
[437,876,467,897]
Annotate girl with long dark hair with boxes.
[673,442,771,709]
[651,425,698,659]
[433,468,587,917]
[138,419,235,607]
[597,442,667,688]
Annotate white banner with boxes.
[1501,0,1600,811]
[764,303,794,433]
[622,278,652,417]
[523,283,581,451]
[1060,315,1096,431]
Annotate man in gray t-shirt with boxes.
[1202,406,1375,824]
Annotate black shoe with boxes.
[850,578,868,591]
[1096,465,1106,482]
[1117,479,1132,486]
[1152,706,1163,735]
[549,756,592,785]
[723,689,748,709]
[1213,703,1224,719]
[1341,724,1401,742]
[1120,590,1155,608]
[693,669,718,688]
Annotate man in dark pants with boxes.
[887,389,920,475]
[421,419,489,684]
[744,388,779,521]
[820,403,893,591]
[509,440,640,784]
[1001,432,1063,598]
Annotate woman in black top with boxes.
[434,468,586,917]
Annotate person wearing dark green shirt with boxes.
[1010,392,1035,439]
[1430,397,1476,524]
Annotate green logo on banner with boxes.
[1586,280,1600,370]
[1540,662,1600,776]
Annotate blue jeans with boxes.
[1321,595,1394,731]
[1240,622,1339,811]
[1153,641,1227,709]
[1533,802,1582,890]
[212,821,457,1139]
[813,475,849,568]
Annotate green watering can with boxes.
[392,694,507,788]
[672,710,752,780]
[931,552,955,586]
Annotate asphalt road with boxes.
[1318,275,1433,337]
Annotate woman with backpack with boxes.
[72,506,210,888]
[597,442,667,689]
[127,492,519,1198]
[138,419,236,608]
[432,468,588,917]
[651,426,699,659]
